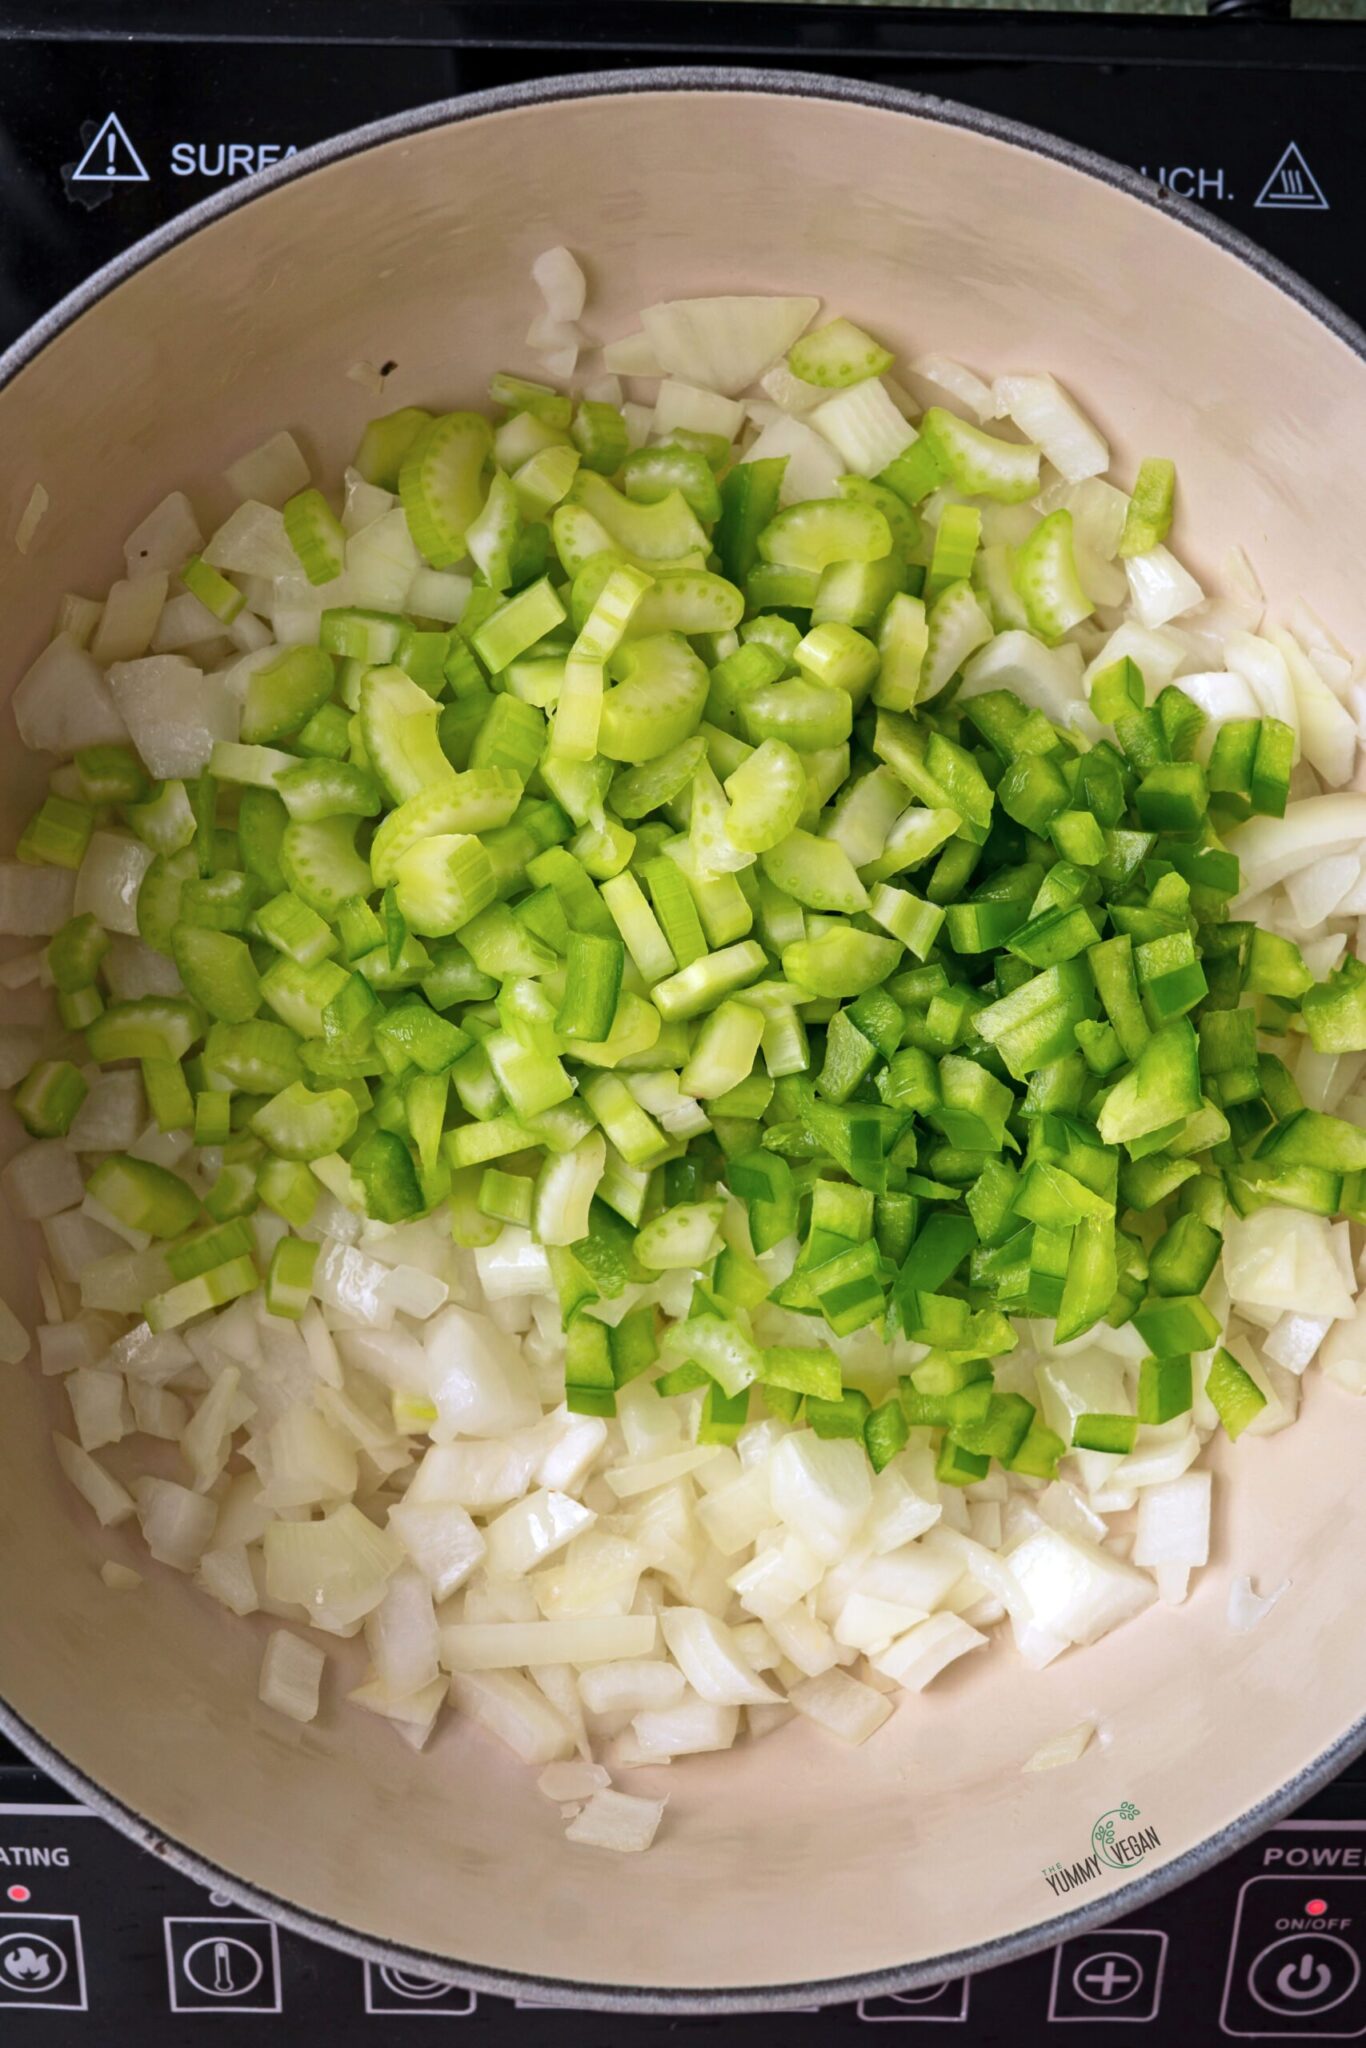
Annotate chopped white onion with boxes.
[769,1432,871,1563]
[450,1670,575,1766]
[483,1489,594,1578]
[632,1692,739,1759]
[1022,1720,1095,1773]
[225,430,310,508]
[808,381,916,477]
[1228,1575,1290,1633]
[1132,1471,1211,1568]
[108,656,236,779]
[538,1759,611,1803]
[871,1612,988,1690]
[579,1661,686,1716]
[742,415,843,507]
[132,1476,217,1571]
[788,1668,893,1744]
[259,1630,325,1723]
[124,492,203,577]
[53,1432,134,1526]
[1123,545,1204,629]
[532,246,588,323]
[3,1142,85,1220]
[564,1786,665,1853]
[0,863,76,937]
[197,1544,260,1617]
[993,372,1108,481]
[388,1497,486,1601]
[650,377,745,444]
[1005,1528,1156,1646]
[911,354,996,422]
[639,295,818,398]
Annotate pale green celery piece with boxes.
[635,1198,726,1271]
[572,818,634,880]
[568,472,709,562]
[370,771,523,886]
[787,317,894,390]
[541,752,612,830]
[533,1131,607,1246]
[920,581,994,700]
[920,408,1041,504]
[679,1000,766,1099]
[701,722,753,783]
[485,1028,575,1118]
[974,543,1032,632]
[394,834,497,937]
[466,468,520,589]
[755,876,806,953]
[724,740,805,855]
[758,500,892,575]
[650,940,767,1021]
[799,745,851,829]
[251,1082,360,1160]
[600,872,677,983]
[470,577,567,674]
[283,487,347,585]
[566,991,662,1069]
[551,652,606,762]
[822,766,909,868]
[127,779,198,854]
[504,657,565,709]
[1012,509,1094,641]
[861,804,960,883]
[760,829,868,914]
[551,501,622,577]
[625,569,744,640]
[872,592,929,711]
[598,635,711,765]
[664,837,753,948]
[781,929,902,1000]
[689,760,753,880]
[576,564,656,661]
[398,410,494,567]
[511,444,581,520]
[581,1072,673,1171]
[359,665,455,802]
[760,1004,810,1078]
[209,741,294,790]
[494,407,573,472]
[795,621,880,701]
[280,815,373,916]
[869,881,945,961]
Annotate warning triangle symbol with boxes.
[70,113,149,184]
[1255,142,1328,212]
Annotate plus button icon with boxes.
[1051,1931,1167,2022]
[1072,1951,1145,2006]
[1081,1958,1140,2001]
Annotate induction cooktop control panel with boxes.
[2,1779,1366,2043]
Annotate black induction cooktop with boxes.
[0,2,1364,349]
[2,1,1365,2039]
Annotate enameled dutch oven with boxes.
[2,69,1364,2013]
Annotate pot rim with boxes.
[2,62,1364,2014]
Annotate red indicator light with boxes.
[5,1885,30,1904]
[1307,1897,1329,1917]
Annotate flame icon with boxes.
[5,1946,51,1982]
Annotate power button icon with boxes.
[1221,1868,1366,2038]
[1250,1938,1361,2019]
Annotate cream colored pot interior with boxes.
[1,83,1364,2002]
